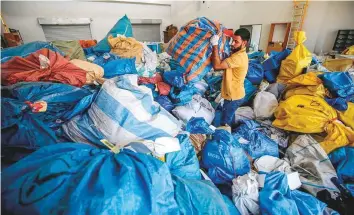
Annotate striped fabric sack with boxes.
[166,17,231,83]
[63,74,182,148]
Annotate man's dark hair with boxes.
[234,28,251,42]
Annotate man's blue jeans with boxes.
[221,98,244,126]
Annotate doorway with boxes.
[240,24,262,52]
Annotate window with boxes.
[38,18,162,42]
[132,24,161,42]
[38,18,92,41]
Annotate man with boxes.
[210,28,250,127]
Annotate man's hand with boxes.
[211,34,229,70]
[210,35,220,46]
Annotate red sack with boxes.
[1,48,87,87]
[79,40,97,48]
[157,82,171,96]
[138,73,163,85]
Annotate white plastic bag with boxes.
[266,83,286,100]
[254,156,301,190]
[136,43,158,77]
[253,91,278,119]
[254,155,292,173]
[172,94,215,124]
[232,171,260,215]
[234,106,255,124]
[157,52,171,72]
[194,79,208,95]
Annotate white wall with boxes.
[300,1,354,53]
[171,1,354,54]
[2,1,354,53]
[310,1,354,54]
[1,1,172,43]
[171,1,293,52]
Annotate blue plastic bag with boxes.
[93,15,133,52]
[86,52,120,67]
[350,95,354,103]
[202,129,250,184]
[152,90,159,98]
[166,134,201,180]
[242,79,257,105]
[222,195,242,215]
[83,47,95,55]
[248,51,264,60]
[325,97,348,111]
[329,147,354,196]
[186,117,215,134]
[292,190,328,215]
[170,84,199,106]
[1,143,179,215]
[1,41,65,63]
[273,49,292,61]
[147,42,162,54]
[263,49,291,83]
[319,72,354,98]
[263,49,291,71]
[247,61,264,85]
[2,82,96,128]
[260,172,327,215]
[142,83,156,91]
[155,96,174,112]
[232,120,279,159]
[172,175,237,215]
[163,70,185,88]
[260,172,299,215]
[205,75,223,85]
[103,57,137,78]
[1,82,96,162]
[1,113,58,163]
[205,75,223,93]
[144,83,159,98]
[264,69,278,83]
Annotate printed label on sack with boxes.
[100,139,120,154]
[238,137,250,144]
[209,125,216,131]
[103,53,111,60]
[87,56,95,62]
[207,152,221,160]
